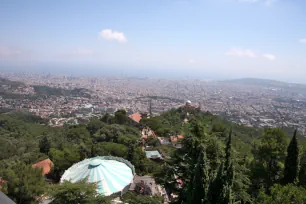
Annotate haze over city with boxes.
[1,0,306,82]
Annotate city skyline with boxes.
[1,0,306,83]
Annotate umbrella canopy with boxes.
[60,156,134,196]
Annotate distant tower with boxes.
[149,99,152,117]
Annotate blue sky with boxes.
[0,0,305,82]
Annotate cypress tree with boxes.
[209,129,234,204]
[222,129,234,204]
[283,129,300,184]
[39,135,51,154]
[188,147,210,204]
[209,163,224,203]
[127,143,135,162]
[224,129,232,171]
[223,163,234,204]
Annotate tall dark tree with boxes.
[209,163,224,203]
[188,147,210,204]
[209,129,234,204]
[224,129,232,171]
[149,99,152,117]
[283,129,300,184]
[90,145,96,157]
[127,143,135,162]
[39,135,51,154]
[222,129,234,204]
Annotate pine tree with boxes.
[283,129,300,184]
[188,147,210,204]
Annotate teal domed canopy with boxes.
[60,156,135,196]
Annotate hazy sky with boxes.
[0,0,305,82]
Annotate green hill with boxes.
[1,108,306,203]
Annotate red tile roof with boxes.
[0,178,7,189]
[32,158,54,176]
[170,135,184,143]
[129,113,142,123]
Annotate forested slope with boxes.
[1,108,306,203]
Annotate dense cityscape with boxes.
[1,72,305,134]
[2,0,306,203]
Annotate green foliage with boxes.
[283,129,300,184]
[48,147,81,181]
[93,124,139,143]
[188,147,210,204]
[93,142,128,158]
[255,184,306,204]
[1,107,304,204]
[86,118,105,136]
[118,134,139,146]
[39,135,51,154]
[1,163,46,203]
[146,137,160,147]
[66,125,91,144]
[48,179,110,204]
[129,147,159,175]
[0,113,60,170]
[250,128,289,190]
[141,108,183,136]
[122,192,164,204]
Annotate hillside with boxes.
[1,108,306,203]
[223,78,306,90]
[33,85,92,98]
[0,77,92,99]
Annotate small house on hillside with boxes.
[0,177,7,190]
[141,127,156,140]
[32,158,54,176]
[128,113,142,123]
[145,150,163,160]
[129,175,168,202]
[170,135,184,148]
[157,137,170,145]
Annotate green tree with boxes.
[209,163,224,203]
[66,126,91,144]
[94,142,128,158]
[122,192,164,204]
[209,130,234,204]
[39,135,51,154]
[86,118,104,136]
[255,184,306,204]
[251,128,289,190]
[283,129,300,184]
[223,129,234,204]
[2,163,46,203]
[48,147,81,181]
[188,147,210,204]
[48,179,110,204]
[127,143,135,161]
[118,134,139,146]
